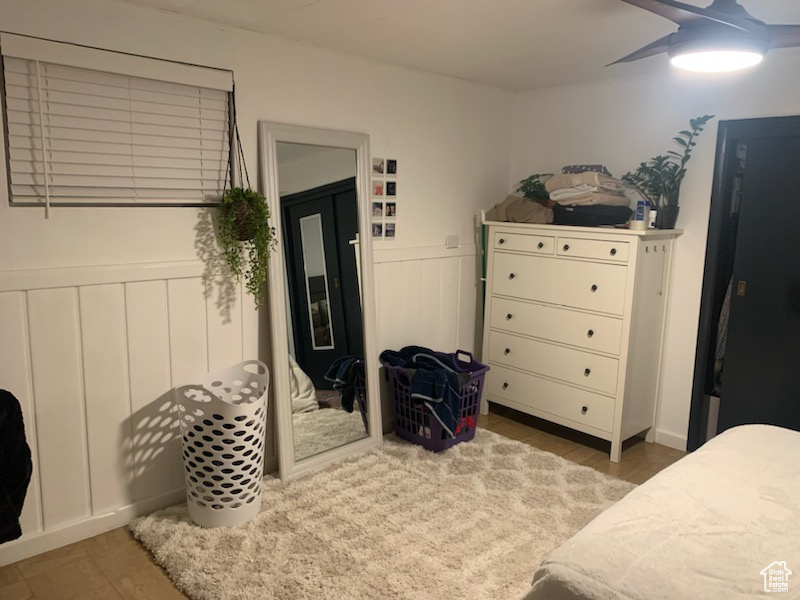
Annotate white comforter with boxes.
[522,425,800,599]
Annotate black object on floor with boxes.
[0,389,32,544]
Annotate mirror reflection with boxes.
[277,142,369,461]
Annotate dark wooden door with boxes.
[717,135,800,432]
[282,178,363,388]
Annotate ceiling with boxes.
[116,0,800,91]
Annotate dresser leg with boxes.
[610,440,621,463]
[645,427,655,443]
[480,397,489,416]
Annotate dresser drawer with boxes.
[492,253,628,315]
[488,330,619,395]
[557,237,629,263]
[489,297,622,355]
[494,231,554,254]
[486,365,614,433]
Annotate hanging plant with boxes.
[215,86,276,309]
[217,187,276,309]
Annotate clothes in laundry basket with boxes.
[379,346,472,438]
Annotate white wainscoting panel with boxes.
[126,280,179,503]
[0,264,255,566]
[1,246,479,565]
[374,245,480,354]
[79,284,134,513]
[26,287,93,529]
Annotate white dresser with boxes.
[481,219,681,462]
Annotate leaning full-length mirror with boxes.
[259,122,382,480]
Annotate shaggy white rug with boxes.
[130,429,635,600]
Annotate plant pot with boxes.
[233,202,257,241]
[655,205,679,229]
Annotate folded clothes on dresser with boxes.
[554,191,632,207]
[545,172,626,195]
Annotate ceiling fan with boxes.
[610,0,800,72]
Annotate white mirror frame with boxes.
[258,121,382,480]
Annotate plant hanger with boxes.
[225,84,251,194]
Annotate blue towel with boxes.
[324,356,363,412]
[379,346,469,438]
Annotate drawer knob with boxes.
[587,329,594,338]
[610,248,617,256]
[591,284,598,292]
[537,242,544,249]
[584,368,591,376]
[504,348,511,355]
[563,244,570,251]
[502,382,509,390]
[498,238,505,245]
[509,273,516,280]
[581,405,588,414]
[506,313,513,320]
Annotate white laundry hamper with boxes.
[174,360,269,528]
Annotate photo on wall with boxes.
[385,201,396,218]
[373,181,384,197]
[386,181,396,197]
[385,222,396,239]
[372,222,383,238]
[372,157,385,175]
[386,159,397,176]
[372,202,384,217]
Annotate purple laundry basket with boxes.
[382,350,489,452]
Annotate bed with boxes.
[521,424,800,599]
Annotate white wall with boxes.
[510,51,800,449]
[0,0,511,308]
[0,0,511,562]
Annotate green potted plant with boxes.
[217,186,276,309]
[623,114,714,229]
[516,173,553,206]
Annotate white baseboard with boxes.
[654,429,687,451]
[0,489,185,567]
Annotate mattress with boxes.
[521,425,800,599]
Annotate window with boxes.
[1,33,233,207]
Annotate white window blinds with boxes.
[1,33,233,206]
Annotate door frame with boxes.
[688,115,800,451]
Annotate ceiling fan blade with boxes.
[607,34,672,66]
[767,24,800,48]
[619,0,752,32]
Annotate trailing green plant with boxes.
[217,187,276,309]
[623,114,714,207]
[516,173,553,200]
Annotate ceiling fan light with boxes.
[670,49,764,72]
